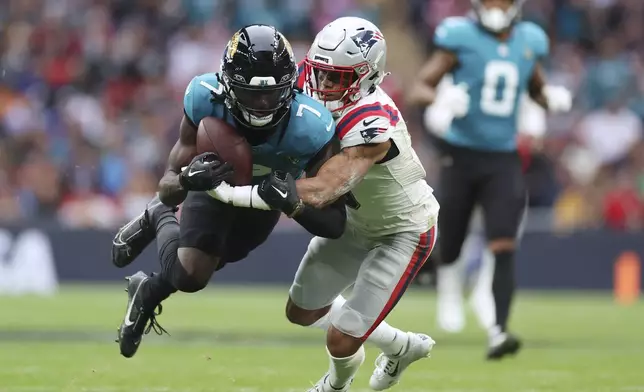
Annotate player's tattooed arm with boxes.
[528,63,549,109]
[408,49,457,106]
[296,141,391,208]
[158,115,198,206]
[289,140,347,239]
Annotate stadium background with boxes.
[0,1,642,391]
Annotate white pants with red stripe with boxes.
[289,224,437,340]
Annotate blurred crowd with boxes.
[0,0,642,232]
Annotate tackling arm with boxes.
[158,115,198,206]
[295,141,391,208]
[290,141,348,239]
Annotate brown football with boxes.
[196,117,253,185]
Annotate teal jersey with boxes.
[434,17,549,151]
[183,73,336,180]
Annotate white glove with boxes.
[438,83,470,118]
[543,85,573,113]
[424,83,470,135]
[206,181,272,210]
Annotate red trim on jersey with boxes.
[337,103,390,139]
[382,104,400,126]
[296,61,305,90]
[360,226,437,341]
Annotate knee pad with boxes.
[330,303,373,339]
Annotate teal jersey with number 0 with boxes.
[434,17,549,152]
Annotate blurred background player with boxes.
[426,79,547,333]
[110,24,348,358]
[408,0,572,359]
[210,17,439,392]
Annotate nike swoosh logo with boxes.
[272,185,288,198]
[188,169,205,177]
[123,279,145,327]
[326,121,333,132]
[387,362,400,377]
[363,118,377,126]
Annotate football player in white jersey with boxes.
[210,17,439,392]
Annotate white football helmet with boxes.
[304,17,387,114]
[471,0,525,33]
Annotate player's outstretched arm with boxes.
[408,49,457,106]
[158,115,198,206]
[295,142,390,208]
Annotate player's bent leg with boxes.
[287,233,363,328]
[117,193,230,358]
[333,227,437,391]
[111,194,177,268]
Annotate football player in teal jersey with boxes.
[409,0,572,360]
[110,25,347,359]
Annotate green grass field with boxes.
[0,285,642,392]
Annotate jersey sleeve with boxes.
[433,17,472,53]
[290,95,336,162]
[336,103,396,149]
[183,74,222,125]
[522,22,549,59]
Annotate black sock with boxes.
[492,250,515,332]
[143,209,180,308]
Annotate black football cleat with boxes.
[486,333,522,360]
[116,271,168,358]
[111,195,175,268]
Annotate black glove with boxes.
[179,152,233,191]
[258,170,304,217]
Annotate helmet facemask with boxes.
[304,57,370,115]
[222,74,295,128]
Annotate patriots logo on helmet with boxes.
[350,30,384,57]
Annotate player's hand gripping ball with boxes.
[179,152,233,192]
[258,171,304,217]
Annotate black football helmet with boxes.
[221,25,298,128]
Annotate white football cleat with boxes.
[308,374,352,392]
[369,333,435,391]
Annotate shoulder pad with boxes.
[434,17,476,52]
[183,73,225,125]
[516,21,549,59]
[336,102,397,148]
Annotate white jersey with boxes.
[334,87,439,237]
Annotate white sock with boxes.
[310,296,347,330]
[487,325,506,347]
[327,345,365,390]
[366,322,409,356]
